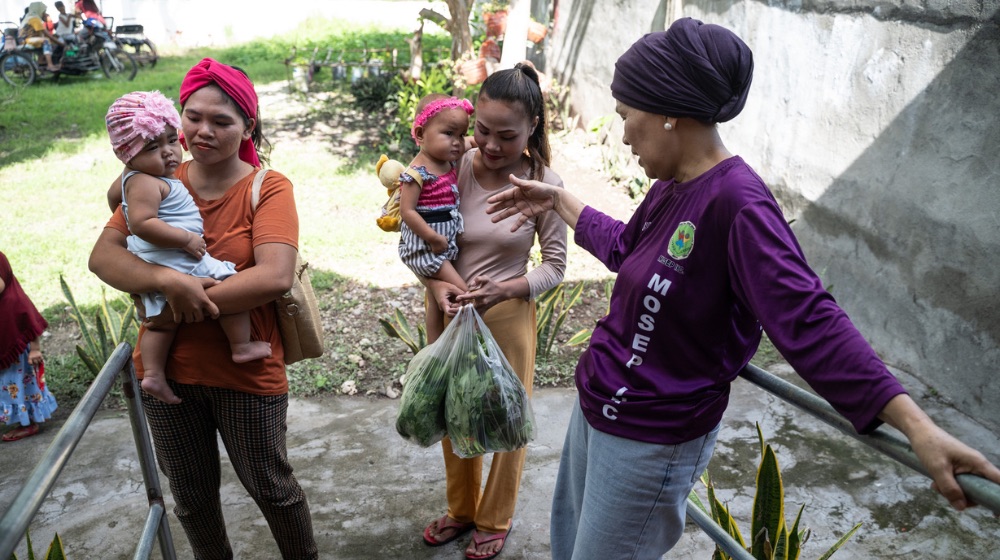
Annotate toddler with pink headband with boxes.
[397,93,474,340]
[105,90,271,405]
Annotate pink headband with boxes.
[411,97,474,141]
[106,90,182,164]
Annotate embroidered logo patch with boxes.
[667,221,695,260]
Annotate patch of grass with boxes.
[751,333,783,368]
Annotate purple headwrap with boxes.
[610,17,753,123]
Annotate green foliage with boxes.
[546,79,580,135]
[690,424,862,560]
[287,357,351,397]
[351,73,400,113]
[59,275,139,377]
[566,278,614,347]
[535,282,585,360]
[379,63,463,156]
[11,529,66,560]
[379,308,427,355]
[587,114,652,200]
[751,334,783,368]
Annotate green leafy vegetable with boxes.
[395,305,534,456]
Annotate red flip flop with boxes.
[2,423,40,442]
[423,514,475,547]
[465,523,513,560]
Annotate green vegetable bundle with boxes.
[395,305,534,457]
[444,306,534,459]
[396,349,449,447]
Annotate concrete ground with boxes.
[2,365,999,559]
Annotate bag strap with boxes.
[401,166,424,188]
[250,168,268,214]
[249,168,305,274]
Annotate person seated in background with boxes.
[73,0,104,27]
[18,2,61,71]
[52,1,77,42]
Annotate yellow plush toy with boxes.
[375,154,421,232]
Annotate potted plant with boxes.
[527,18,547,43]
[479,38,501,61]
[481,0,509,38]
[456,51,489,86]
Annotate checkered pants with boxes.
[142,384,317,560]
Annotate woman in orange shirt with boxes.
[89,58,317,559]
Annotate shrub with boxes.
[351,73,400,113]
[59,275,139,377]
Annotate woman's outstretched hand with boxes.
[487,175,560,232]
[488,174,585,231]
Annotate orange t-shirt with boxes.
[105,163,299,395]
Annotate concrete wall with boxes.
[547,0,1000,431]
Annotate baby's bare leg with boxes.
[435,260,468,292]
[425,288,445,344]
[140,323,182,404]
[219,310,272,363]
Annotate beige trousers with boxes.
[438,298,536,533]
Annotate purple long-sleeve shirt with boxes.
[574,156,906,445]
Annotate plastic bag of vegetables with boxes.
[443,305,534,458]
[395,344,450,447]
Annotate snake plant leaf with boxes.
[43,533,65,560]
[565,327,593,346]
[689,489,709,514]
[773,523,788,560]
[751,444,785,558]
[60,274,100,359]
[379,308,426,355]
[94,310,110,357]
[547,281,585,356]
[786,504,805,560]
[100,288,121,339]
[815,522,862,560]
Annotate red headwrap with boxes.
[179,58,261,167]
[0,252,47,370]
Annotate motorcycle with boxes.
[0,18,137,86]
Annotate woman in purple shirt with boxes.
[487,17,1000,560]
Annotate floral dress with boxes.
[0,344,58,427]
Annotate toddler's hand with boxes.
[430,234,449,254]
[184,232,208,259]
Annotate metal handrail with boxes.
[686,501,757,560]
[687,362,1000,557]
[0,343,176,559]
[740,363,1000,514]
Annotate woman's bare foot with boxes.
[141,375,181,404]
[465,526,512,559]
[231,341,272,363]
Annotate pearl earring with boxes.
[663,122,673,131]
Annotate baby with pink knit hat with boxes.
[105,90,271,405]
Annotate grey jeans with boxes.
[550,398,720,560]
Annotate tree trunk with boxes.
[406,20,424,80]
[419,1,473,61]
[444,0,473,60]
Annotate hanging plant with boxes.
[527,20,547,43]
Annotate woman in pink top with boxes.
[398,93,475,340]
[420,63,568,560]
